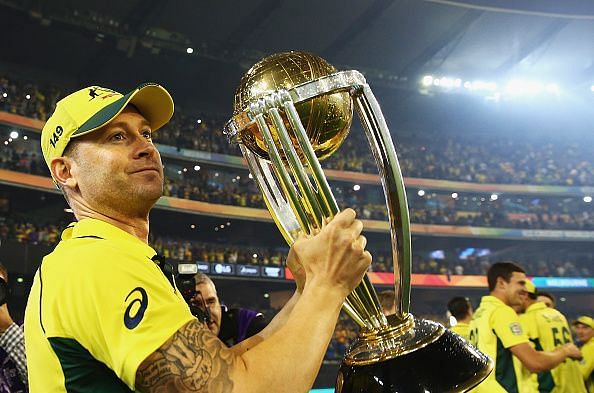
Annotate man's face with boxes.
[574,323,594,343]
[537,295,554,308]
[195,282,222,336]
[64,106,164,217]
[511,291,530,314]
[501,271,527,308]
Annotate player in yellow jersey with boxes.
[24,84,372,393]
[573,316,594,392]
[469,262,582,393]
[448,296,473,340]
[518,280,585,393]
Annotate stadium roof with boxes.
[1,0,594,118]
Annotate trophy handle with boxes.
[353,85,412,320]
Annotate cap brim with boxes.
[73,83,174,137]
[572,318,594,328]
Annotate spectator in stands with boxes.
[0,262,27,391]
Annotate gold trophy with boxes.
[224,51,493,392]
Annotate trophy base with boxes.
[336,318,493,393]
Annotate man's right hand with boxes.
[290,208,372,299]
[563,343,583,360]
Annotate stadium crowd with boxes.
[2,74,594,186]
[2,137,594,231]
[1,217,591,277]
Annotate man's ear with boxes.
[495,276,506,290]
[50,156,78,190]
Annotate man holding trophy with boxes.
[25,50,494,393]
[24,83,371,392]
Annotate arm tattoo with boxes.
[136,319,235,392]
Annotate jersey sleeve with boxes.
[579,342,594,382]
[491,305,529,348]
[59,249,195,390]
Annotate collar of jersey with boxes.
[483,295,507,306]
[526,301,547,313]
[62,218,156,259]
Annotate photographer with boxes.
[180,271,267,347]
[0,262,27,391]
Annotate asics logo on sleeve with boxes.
[124,287,148,329]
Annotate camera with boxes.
[176,263,212,325]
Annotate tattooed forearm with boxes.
[136,319,235,392]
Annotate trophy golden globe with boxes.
[224,51,493,392]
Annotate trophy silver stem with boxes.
[352,85,412,320]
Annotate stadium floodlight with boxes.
[353,184,361,191]
[194,165,201,171]
[584,196,592,203]
[1,93,6,98]
[490,194,498,201]
[422,75,433,87]
[26,94,31,100]
[451,192,458,199]
[186,47,194,54]
[545,83,560,94]
[440,77,454,88]
[417,189,425,196]
[9,131,18,139]
[506,80,543,95]
[470,80,497,91]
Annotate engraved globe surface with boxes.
[233,51,353,161]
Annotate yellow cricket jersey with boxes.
[518,302,585,393]
[450,322,470,341]
[469,295,530,393]
[24,219,196,392]
[579,337,594,393]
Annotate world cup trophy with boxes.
[224,51,493,392]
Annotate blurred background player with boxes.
[573,316,594,392]
[469,262,582,393]
[517,280,585,393]
[537,291,557,309]
[447,296,473,340]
